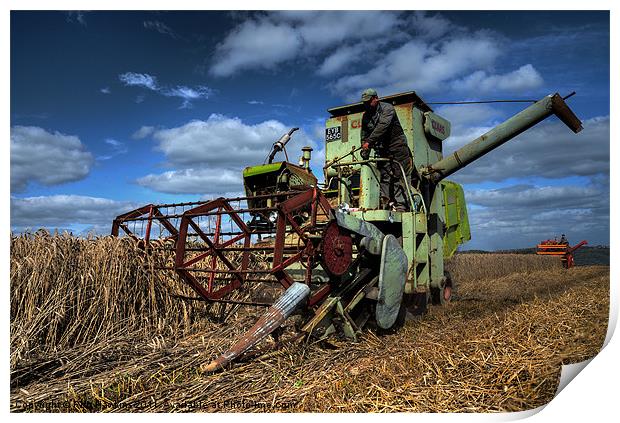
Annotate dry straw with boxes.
[10,233,608,412]
[10,232,208,367]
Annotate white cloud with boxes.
[421,107,609,250]
[210,11,406,77]
[467,184,604,210]
[97,138,128,161]
[136,114,320,195]
[163,86,212,100]
[11,126,94,192]
[277,11,404,50]
[105,138,123,148]
[444,116,609,184]
[136,168,242,194]
[143,20,179,39]
[151,114,314,168]
[331,36,502,100]
[210,19,303,77]
[119,72,212,108]
[100,87,111,94]
[407,11,453,40]
[317,45,365,76]
[119,72,158,90]
[435,103,503,129]
[10,195,138,232]
[162,85,213,108]
[209,11,546,101]
[208,11,547,101]
[463,183,609,250]
[132,126,156,139]
[452,64,544,94]
[441,124,496,155]
[66,11,87,26]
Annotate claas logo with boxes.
[432,119,446,135]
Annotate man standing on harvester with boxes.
[360,88,413,212]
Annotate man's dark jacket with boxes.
[361,101,411,164]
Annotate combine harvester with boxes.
[536,237,588,268]
[112,91,582,371]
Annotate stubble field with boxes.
[10,233,609,412]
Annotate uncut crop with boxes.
[10,232,206,368]
[445,253,562,285]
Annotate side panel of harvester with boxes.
[441,180,471,259]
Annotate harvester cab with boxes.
[112,90,583,372]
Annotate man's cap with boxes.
[361,88,378,102]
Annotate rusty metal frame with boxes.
[111,204,179,241]
[175,197,252,301]
[174,188,332,303]
[113,188,334,306]
[536,239,588,269]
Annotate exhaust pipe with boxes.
[268,127,300,164]
[201,282,310,373]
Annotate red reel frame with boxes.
[173,187,333,307]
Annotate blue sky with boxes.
[9,10,610,249]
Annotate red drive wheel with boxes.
[441,272,453,304]
[443,285,452,302]
[320,221,353,277]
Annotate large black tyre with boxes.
[406,292,428,317]
[430,287,443,305]
[392,300,407,329]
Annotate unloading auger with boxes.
[112,90,582,371]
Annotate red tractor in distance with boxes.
[536,235,588,268]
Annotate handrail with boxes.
[330,157,425,213]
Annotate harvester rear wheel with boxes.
[405,292,428,317]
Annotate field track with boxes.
[10,235,609,412]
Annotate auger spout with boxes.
[201,282,310,373]
[423,93,583,184]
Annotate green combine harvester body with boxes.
[320,91,471,297]
[114,90,583,372]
